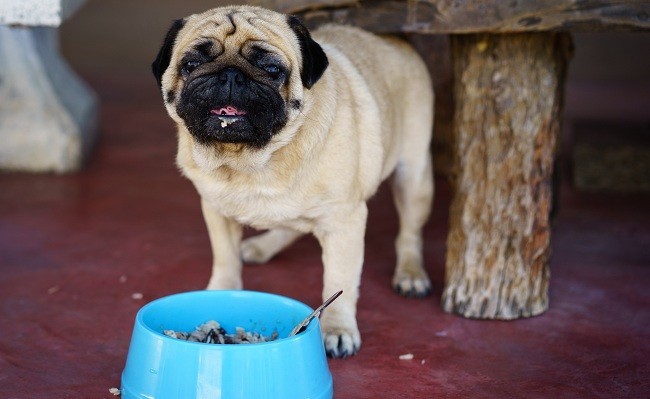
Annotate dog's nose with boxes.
[218,67,245,86]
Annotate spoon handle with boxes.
[289,290,343,337]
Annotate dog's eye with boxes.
[263,64,281,78]
[182,60,202,76]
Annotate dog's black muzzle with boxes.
[176,67,287,147]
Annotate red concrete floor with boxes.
[0,73,648,399]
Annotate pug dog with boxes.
[152,6,434,358]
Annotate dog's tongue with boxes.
[211,106,246,116]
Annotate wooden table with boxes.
[277,0,650,319]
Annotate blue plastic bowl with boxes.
[121,290,333,399]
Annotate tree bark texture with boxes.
[442,32,572,319]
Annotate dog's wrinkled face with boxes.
[152,7,328,148]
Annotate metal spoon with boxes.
[289,290,343,337]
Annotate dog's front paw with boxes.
[392,269,431,298]
[321,315,361,358]
[323,329,361,358]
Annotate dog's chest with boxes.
[196,173,318,232]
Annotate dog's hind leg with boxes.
[390,151,434,298]
[240,228,303,264]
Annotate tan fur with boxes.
[160,6,434,357]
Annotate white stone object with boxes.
[0,0,86,27]
[0,0,98,172]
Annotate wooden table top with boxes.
[272,0,650,33]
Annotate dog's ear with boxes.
[287,15,328,89]
[152,19,185,89]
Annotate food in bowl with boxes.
[163,320,279,344]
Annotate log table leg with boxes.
[442,33,572,319]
